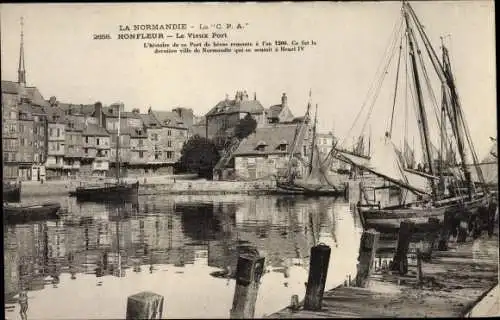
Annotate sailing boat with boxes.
[277,98,346,197]
[331,1,493,230]
[70,105,139,202]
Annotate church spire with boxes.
[18,17,26,86]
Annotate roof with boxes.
[57,103,95,116]
[150,109,187,129]
[206,92,264,117]
[233,123,307,157]
[43,105,67,124]
[18,103,46,119]
[1,81,48,107]
[139,113,162,128]
[82,123,110,137]
[123,111,142,119]
[267,105,283,119]
[131,127,148,138]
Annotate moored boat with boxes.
[68,103,139,203]
[332,1,495,231]
[3,181,21,202]
[4,201,61,224]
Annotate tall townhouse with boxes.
[127,109,148,176]
[45,107,66,179]
[1,81,20,181]
[150,109,189,173]
[81,124,111,177]
[17,103,34,180]
[139,112,164,174]
[64,117,85,178]
[103,103,131,177]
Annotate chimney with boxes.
[94,101,103,127]
[281,93,288,107]
[243,90,249,101]
[254,92,257,101]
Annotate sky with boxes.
[1,1,496,159]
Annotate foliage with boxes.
[234,113,257,140]
[177,135,220,179]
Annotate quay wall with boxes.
[20,176,278,197]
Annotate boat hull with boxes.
[3,183,21,202]
[4,202,61,224]
[276,181,346,197]
[70,182,139,203]
[360,195,490,232]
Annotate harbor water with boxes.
[4,194,363,319]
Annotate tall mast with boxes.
[116,106,121,184]
[403,6,437,198]
[441,46,475,198]
[309,103,319,174]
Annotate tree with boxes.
[178,135,220,179]
[234,113,257,140]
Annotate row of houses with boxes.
[2,80,191,181]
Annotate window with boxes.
[167,130,171,136]
[85,136,89,144]
[84,148,88,155]
[167,151,173,159]
[167,140,172,147]
[151,133,158,141]
[303,145,307,157]
[57,143,60,151]
[138,139,144,147]
[139,151,144,158]
[57,128,60,137]
[20,125,24,134]
[96,138,100,146]
[155,152,160,160]
[277,144,287,152]
[50,128,53,136]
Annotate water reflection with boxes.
[4,194,362,319]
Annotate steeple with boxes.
[18,17,26,86]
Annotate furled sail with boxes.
[293,145,342,190]
[333,137,432,196]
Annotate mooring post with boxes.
[416,248,423,284]
[303,243,331,311]
[438,211,453,251]
[126,291,164,320]
[354,229,379,288]
[390,221,413,275]
[290,294,300,311]
[420,217,440,261]
[230,253,266,319]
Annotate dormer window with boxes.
[277,139,288,152]
[255,140,267,152]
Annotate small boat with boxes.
[70,181,139,202]
[3,182,21,202]
[4,201,61,224]
[69,104,139,203]
[276,99,347,197]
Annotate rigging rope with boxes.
[388,34,404,137]
[340,14,404,148]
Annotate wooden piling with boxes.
[303,244,331,311]
[420,217,440,261]
[230,253,266,319]
[354,229,380,288]
[290,294,300,311]
[390,221,413,275]
[126,291,164,320]
[457,220,468,243]
[438,211,453,251]
[416,248,423,284]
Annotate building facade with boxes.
[1,82,20,181]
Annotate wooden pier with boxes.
[266,232,498,318]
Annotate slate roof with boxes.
[233,123,306,156]
[82,123,110,137]
[43,106,67,124]
[206,92,264,117]
[139,113,162,128]
[267,105,284,119]
[131,127,148,138]
[1,81,48,107]
[150,109,187,129]
[57,103,95,116]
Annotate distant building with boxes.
[45,106,66,179]
[231,123,312,180]
[266,93,295,124]
[81,123,111,177]
[205,90,266,144]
